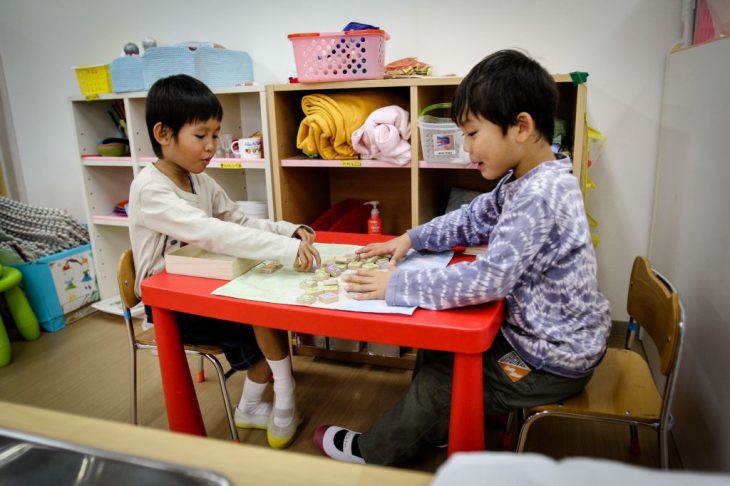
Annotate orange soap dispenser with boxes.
[365,201,382,235]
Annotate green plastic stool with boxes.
[0,263,40,367]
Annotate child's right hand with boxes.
[294,240,321,272]
[356,233,412,265]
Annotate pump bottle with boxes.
[365,201,382,235]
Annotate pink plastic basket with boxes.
[288,29,388,83]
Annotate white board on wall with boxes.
[650,37,730,472]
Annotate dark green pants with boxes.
[358,330,592,466]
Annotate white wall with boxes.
[0,0,680,320]
[650,37,730,472]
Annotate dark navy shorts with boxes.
[145,306,263,371]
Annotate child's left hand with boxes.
[342,267,394,300]
[294,227,315,244]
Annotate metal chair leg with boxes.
[202,354,238,441]
[130,345,138,425]
[659,420,669,469]
[196,355,205,383]
[500,411,516,450]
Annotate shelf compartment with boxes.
[88,225,134,299]
[417,167,498,226]
[83,165,134,222]
[81,156,133,167]
[72,99,128,157]
[278,166,411,235]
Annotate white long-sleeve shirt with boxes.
[128,164,303,297]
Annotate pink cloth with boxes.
[351,105,411,165]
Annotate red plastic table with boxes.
[141,231,504,455]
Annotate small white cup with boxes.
[230,137,263,159]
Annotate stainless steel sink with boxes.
[0,427,233,485]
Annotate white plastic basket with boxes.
[418,103,470,163]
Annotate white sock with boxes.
[321,426,365,464]
[238,375,269,415]
[267,356,296,426]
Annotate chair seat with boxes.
[526,348,662,423]
[135,327,225,355]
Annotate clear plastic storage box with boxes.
[418,103,470,164]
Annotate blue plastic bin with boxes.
[110,56,145,93]
[8,244,99,332]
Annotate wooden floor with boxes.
[0,311,682,473]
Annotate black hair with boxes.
[145,74,223,158]
[451,49,558,143]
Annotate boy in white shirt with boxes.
[128,74,320,448]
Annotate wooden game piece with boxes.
[257,260,283,274]
[313,269,329,281]
[296,294,317,306]
[376,258,390,269]
[318,291,339,304]
[306,286,324,296]
[299,279,318,289]
[347,260,363,270]
[325,264,342,277]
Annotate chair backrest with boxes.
[117,249,140,312]
[626,256,682,377]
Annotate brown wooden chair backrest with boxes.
[626,256,681,376]
[117,249,140,312]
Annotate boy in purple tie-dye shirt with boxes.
[314,49,611,466]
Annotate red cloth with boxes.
[310,199,370,233]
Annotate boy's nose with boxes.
[463,138,472,153]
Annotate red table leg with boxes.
[151,306,207,436]
[448,352,485,455]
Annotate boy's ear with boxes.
[153,122,173,146]
[514,112,536,143]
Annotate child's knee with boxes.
[411,365,452,411]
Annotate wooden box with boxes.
[164,245,260,280]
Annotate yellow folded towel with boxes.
[297,91,403,160]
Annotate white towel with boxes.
[351,105,411,166]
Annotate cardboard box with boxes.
[295,333,328,349]
[329,338,363,353]
[367,342,401,358]
[164,245,260,280]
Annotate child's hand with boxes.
[357,233,412,265]
[294,227,315,244]
[343,268,393,300]
[294,240,321,272]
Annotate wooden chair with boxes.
[515,256,684,468]
[117,249,239,440]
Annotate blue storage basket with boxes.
[110,56,145,93]
[194,47,253,88]
[8,244,99,332]
[142,46,196,90]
